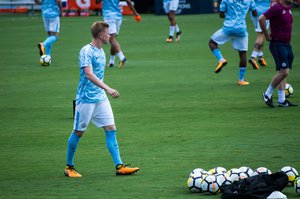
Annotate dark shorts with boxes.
[269,41,294,71]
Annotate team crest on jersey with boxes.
[282,10,286,14]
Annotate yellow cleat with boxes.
[64,165,82,178]
[238,80,250,86]
[248,57,260,70]
[165,36,173,43]
[258,57,267,66]
[214,58,227,73]
[37,43,45,56]
[118,58,127,69]
[116,164,140,175]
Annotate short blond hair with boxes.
[91,21,109,38]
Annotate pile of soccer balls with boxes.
[187,166,300,195]
[40,55,52,66]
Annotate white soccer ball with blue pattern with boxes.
[252,167,272,176]
[239,166,254,178]
[40,55,51,66]
[294,177,300,195]
[187,173,204,193]
[201,175,220,194]
[281,166,299,185]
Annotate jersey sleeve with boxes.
[263,4,279,19]
[80,48,93,68]
[219,0,227,12]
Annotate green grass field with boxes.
[0,10,299,199]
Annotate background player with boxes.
[34,0,62,57]
[248,0,270,70]
[101,0,141,68]
[260,0,297,107]
[64,21,140,177]
[208,0,257,86]
[164,0,182,43]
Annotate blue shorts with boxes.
[269,41,294,71]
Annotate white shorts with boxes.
[163,0,179,13]
[43,16,60,33]
[104,18,122,35]
[73,99,115,131]
[250,15,270,32]
[211,29,248,51]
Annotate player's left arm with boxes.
[125,0,141,22]
[57,0,63,17]
[259,14,271,41]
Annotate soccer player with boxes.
[101,0,141,68]
[208,0,257,86]
[260,0,297,107]
[64,21,140,178]
[163,0,182,43]
[34,0,62,57]
[248,0,270,70]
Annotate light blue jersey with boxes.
[76,44,107,104]
[41,0,60,18]
[102,0,122,20]
[253,0,270,17]
[220,0,256,37]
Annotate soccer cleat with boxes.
[248,57,260,70]
[262,93,275,108]
[278,100,297,107]
[258,57,267,66]
[118,58,127,69]
[107,63,114,67]
[237,80,250,86]
[175,31,182,42]
[64,165,82,178]
[116,164,140,175]
[38,43,45,56]
[165,36,173,43]
[214,58,227,73]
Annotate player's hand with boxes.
[265,34,272,41]
[107,88,120,99]
[134,15,141,22]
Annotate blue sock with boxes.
[43,36,57,56]
[105,130,122,166]
[212,49,223,61]
[239,67,246,81]
[66,131,80,166]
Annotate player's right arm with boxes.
[259,14,271,41]
[219,0,226,18]
[34,0,41,5]
[57,0,63,17]
[84,66,120,98]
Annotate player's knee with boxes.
[74,130,84,137]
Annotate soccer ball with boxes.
[201,175,220,194]
[227,168,242,182]
[252,167,272,176]
[280,166,299,185]
[285,83,294,97]
[40,55,51,66]
[209,167,227,175]
[187,173,203,193]
[189,168,205,177]
[295,177,300,195]
[215,173,228,186]
[239,166,254,178]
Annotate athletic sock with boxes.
[251,50,258,58]
[117,51,125,61]
[169,26,175,37]
[66,131,81,166]
[239,67,246,81]
[43,35,57,55]
[175,24,180,33]
[105,130,122,166]
[212,49,224,62]
[109,55,115,65]
[265,84,274,98]
[278,89,285,103]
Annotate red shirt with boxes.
[263,3,293,43]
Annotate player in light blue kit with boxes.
[248,0,270,69]
[100,0,141,68]
[164,0,182,43]
[34,0,62,58]
[64,21,140,177]
[208,0,257,86]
